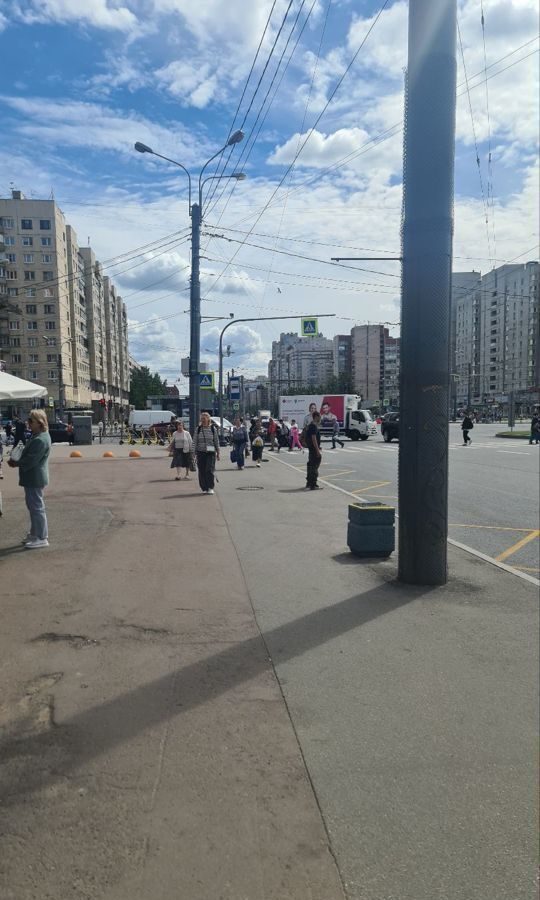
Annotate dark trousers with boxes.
[196,452,216,491]
[234,442,246,468]
[462,430,471,444]
[306,453,321,488]
[332,436,344,448]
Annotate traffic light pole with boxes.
[398,0,457,585]
[217,314,335,439]
[189,202,201,437]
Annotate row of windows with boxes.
[25,304,55,314]
[1,217,51,230]
[5,254,53,263]
[11,353,57,363]
[4,287,55,297]
[5,270,54,281]
[3,236,52,247]
[9,320,56,330]
[9,370,58,381]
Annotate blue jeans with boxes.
[24,486,48,540]
[234,442,246,468]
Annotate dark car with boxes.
[49,422,72,444]
[381,412,399,442]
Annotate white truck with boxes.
[278,394,376,441]
[128,410,176,429]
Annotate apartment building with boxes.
[350,324,400,407]
[452,262,539,410]
[0,190,130,419]
[332,334,352,384]
[268,332,333,404]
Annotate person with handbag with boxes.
[193,411,220,494]
[231,418,248,470]
[168,420,193,480]
[8,409,51,549]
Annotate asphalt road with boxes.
[271,423,540,577]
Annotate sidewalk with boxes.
[0,443,538,900]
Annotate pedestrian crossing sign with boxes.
[199,372,215,390]
[301,317,318,337]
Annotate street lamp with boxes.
[134,132,246,435]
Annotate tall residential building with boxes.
[0,189,130,419]
[350,325,401,407]
[332,334,352,385]
[450,271,482,413]
[452,262,539,410]
[268,332,333,404]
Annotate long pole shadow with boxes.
[0,579,430,807]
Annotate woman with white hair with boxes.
[8,408,51,549]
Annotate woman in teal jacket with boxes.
[8,408,51,549]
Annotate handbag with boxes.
[189,453,197,472]
[230,448,238,464]
[10,441,24,462]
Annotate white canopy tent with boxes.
[0,372,48,401]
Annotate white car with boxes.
[211,416,234,438]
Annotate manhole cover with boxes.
[237,485,264,491]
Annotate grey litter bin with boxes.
[72,415,93,445]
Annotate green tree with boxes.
[129,366,167,408]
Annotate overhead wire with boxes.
[480,1,497,259]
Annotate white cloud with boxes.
[268,127,371,168]
[155,59,219,108]
[128,314,188,376]
[10,0,139,32]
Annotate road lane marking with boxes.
[448,524,534,532]
[496,450,530,455]
[320,469,356,479]
[268,455,540,586]
[351,481,392,494]
[495,530,540,563]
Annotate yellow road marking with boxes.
[495,530,540,563]
[351,481,392,494]
[514,566,540,573]
[321,469,355,479]
[449,524,534,532]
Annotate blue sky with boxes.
[0,0,538,382]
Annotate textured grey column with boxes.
[398,0,457,585]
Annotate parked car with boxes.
[49,422,72,444]
[381,412,399,442]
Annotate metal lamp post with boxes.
[135,131,245,435]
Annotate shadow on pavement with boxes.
[331,552,391,566]
[0,580,429,806]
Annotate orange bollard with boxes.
[129,450,141,458]
[102,451,115,458]
[70,450,82,458]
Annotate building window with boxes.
[27,321,38,330]
[0,217,14,228]
[45,336,56,346]
[28,369,38,380]
[11,354,22,364]
[48,370,57,380]
[7,270,17,279]
[43,288,53,297]
[23,253,34,263]
[43,271,53,281]
[24,271,35,281]
[25,288,36,297]
[22,236,33,247]
[4,236,15,246]
[25,304,37,314]
[47,353,57,363]
[40,219,51,230]
[41,237,52,247]
[6,253,16,262]
[45,320,56,330]
[27,337,38,347]
[28,353,39,363]
[9,320,20,330]
[44,304,55,314]
[7,287,18,296]
[41,253,52,263]
[21,219,33,230]
[10,337,21,347]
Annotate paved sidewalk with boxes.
[0,442,538,900]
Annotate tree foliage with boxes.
[129,366,167,409]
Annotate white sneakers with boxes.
[25,538,49,549]
[207,489,215,495]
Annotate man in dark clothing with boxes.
[461,413,473,446]
[306,411,322,490]
[529,412,540,445]
[13,416,27,446]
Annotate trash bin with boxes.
[347,501,395,558]
[72,415,93,445]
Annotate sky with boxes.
[0,0,538,386]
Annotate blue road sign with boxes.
[301,317,318,337]
[199,372,215,390]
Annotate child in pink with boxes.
[289,420,303,451]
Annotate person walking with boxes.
[168,419,193,480]
[193,411,220,494]
[13,415,27,446]
[277,419,289,452]
[231,417,248,469]
[289,419,303,451]
[267,417,277,451]
[305,411,322,490]
[7,409,51,549]
[529,411,540,445]
[331,417,345,449]
[461,412,473,446]
[250,420,264,467]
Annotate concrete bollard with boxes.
[70,450,82,458]
[347,502,395,558]
[102,451,115,458]
[129,450,141,458]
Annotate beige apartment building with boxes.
[0,190,130,419]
